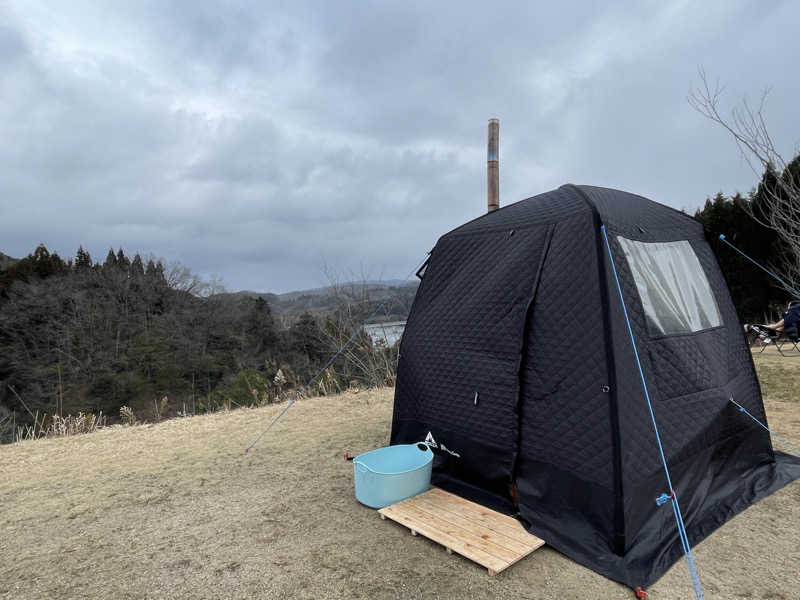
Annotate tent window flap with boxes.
[618,237,722,336]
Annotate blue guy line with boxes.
[719,234,800,299]
[601,225,704,600]
[729,396,798,456]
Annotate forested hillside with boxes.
[0,247,407,443]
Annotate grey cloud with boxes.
[1,1,798,292]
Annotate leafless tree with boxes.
[320,266,398,388]
[164,261,204,295]
[689,67,800,292]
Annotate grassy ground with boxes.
[1,353,798,600]
[751,344,800,403]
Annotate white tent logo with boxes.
[424,431,460,457]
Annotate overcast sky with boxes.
[1,1,798,292]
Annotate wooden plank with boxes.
[377,487,545,576]
[415,490,542,548]
[428,488,527,530]
[411,496,535,555]
[384,502,521,563]
[379,505,508,574]
[423,488,533,534]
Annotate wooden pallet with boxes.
[378,487,545,576]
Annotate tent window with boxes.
[618,237,722,336]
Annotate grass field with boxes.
[1,352,798,600]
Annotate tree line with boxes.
[694,153,799,323]
[0,247,398,443]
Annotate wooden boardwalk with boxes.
[378,487,545,576]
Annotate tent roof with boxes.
[444,184,703,242]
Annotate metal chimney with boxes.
[487,118,499,212]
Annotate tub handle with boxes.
[356,462,369,474]
[416,441,432,452]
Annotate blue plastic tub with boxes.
[353,442,434,508]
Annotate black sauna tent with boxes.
[390,184,800,589]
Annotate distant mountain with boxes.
[226,279,419,321]
[0,252,19,271]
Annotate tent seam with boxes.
[510,224,555,503]
[566,183,627,556]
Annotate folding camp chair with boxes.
[749,302,800,356]
[747,324,781,353]
[775,301,800,357]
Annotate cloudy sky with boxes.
[1,1,798,292]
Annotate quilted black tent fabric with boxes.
[391,184,800,590]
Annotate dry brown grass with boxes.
[750,345,800,404]
[13,411,107,442]
[0,355,798,600]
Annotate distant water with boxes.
[363,321,406,347]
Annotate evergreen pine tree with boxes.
[75,246,93,270]
[104,249,118,270]
[695,191,785,321]
[245,297,278,356]
[130,254,145,278]
[116,249,130,272]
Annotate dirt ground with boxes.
[1,352,798,600]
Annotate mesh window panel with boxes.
[618,237,722,336]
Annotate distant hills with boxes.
[0,245,418,322]
[228,280,419,321]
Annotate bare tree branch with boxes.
[689,67,800,294]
